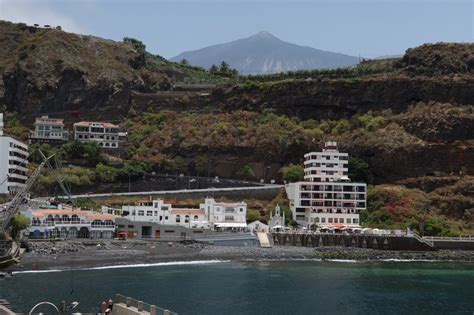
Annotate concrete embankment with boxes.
[270,233,437,251]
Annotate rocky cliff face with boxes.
[211,73,473,121]
[0,21,175,122]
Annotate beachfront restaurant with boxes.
[25,209,116,239]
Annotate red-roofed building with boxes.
[25,207,116,239]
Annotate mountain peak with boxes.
[171,32,359,74]
[251,31,279,40]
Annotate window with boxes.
[346,218,351,223]
[353,218,359,224]
[138,210,144,216]
[176,215,181,223]
[328,218,333,223]
[128,225,134,228]
[147,211,153,216]
[321,218,326,223]
[185,215,190,223]
[154,211,158,216]
[159,216,162,221]
[193,215,199,221]
[132,211,136,216]
[314,217,320,223]
[225,216,234,221]
[165,216,168,220]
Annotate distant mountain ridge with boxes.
[171,31,360,74]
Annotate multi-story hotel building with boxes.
[73,121,121,149]
[286,141,366,228]
[0,113,29,194]
[30,115,69,143]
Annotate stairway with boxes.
[257,232,272,248]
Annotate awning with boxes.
[332,224,345,228]
[215,222,247,228]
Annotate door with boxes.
[155,230,161,239]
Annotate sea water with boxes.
[1,260,473,314]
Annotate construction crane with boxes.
[0,150,72,232]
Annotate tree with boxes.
[280,164,304,183]
[238,164,255,180]
[83,142,103,165]
[348,156,374,184]
[95,163,118,182]
[209,64,219,75]
[123,37,146,51]
[246,209,260,223]
[180,59,189,66]
[194,155,209,176]
[219,61,230,75]
[10,214,30,239]
[63,140,85,159]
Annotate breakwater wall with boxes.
[270,233,437,251]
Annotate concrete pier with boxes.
[270,233,437,251]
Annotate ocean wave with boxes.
[13,260,229,274]
[326,259,359,263]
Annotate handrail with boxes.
[423,236,473,241]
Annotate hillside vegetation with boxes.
[0,21,472,235]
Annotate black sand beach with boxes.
[7,240,474,271]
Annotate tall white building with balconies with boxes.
[303,141,349,182]
[0,113,29,194]
[286,142,366,228]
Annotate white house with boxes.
[286,142,366,228]
[73,121,121,149]
[0,113,29,194]
[199,198,247,230]
[30,115,69,143]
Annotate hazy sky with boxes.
[1,0,472,58]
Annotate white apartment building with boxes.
[102,199,210,229]
[0,113,29,194]
[102,197,247,230]
[200,198,247,230]
[30,115,69,143]
[286,142,366,228]
[73,121,121,149]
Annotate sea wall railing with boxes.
[114,294,177,315]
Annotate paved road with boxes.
[57,184,284,199]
